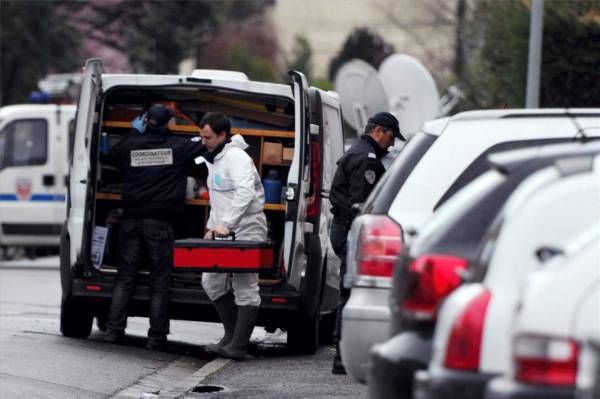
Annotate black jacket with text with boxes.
[106,126,207,221]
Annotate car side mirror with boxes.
[535,246,564,263]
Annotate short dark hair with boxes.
[199,112,231,136]
[363,122,377,135]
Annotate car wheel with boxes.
[60,296,93,338]
[287,312,319,355]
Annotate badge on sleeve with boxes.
[365,170,376,184]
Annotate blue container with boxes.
[263,170,282,204]
[100,132,110,154]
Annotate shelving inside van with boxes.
[92,86,296,281]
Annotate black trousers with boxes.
[106,218,173,338]
[330,221,351,345]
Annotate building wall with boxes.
[269,0,457,83]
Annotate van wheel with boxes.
[60,296,93,338]
[287,313,319,355]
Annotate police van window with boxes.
[6,119,48,167]
[434,137,580,210]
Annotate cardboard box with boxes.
[262,141,283,163]
[282,147,294,163]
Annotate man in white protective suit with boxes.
[197,112,267,361]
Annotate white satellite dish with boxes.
[378,54,439,137]
[334,59,388,133]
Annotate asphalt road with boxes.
[0,257,367,398]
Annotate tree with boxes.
[328,28,395,81]
[541,3,600,107]
[196,12,281,82]
[0,1,82,105]
[376,0,460,82]
[0,0,278,104]
[460,0,600,109]
[287,34,313,81]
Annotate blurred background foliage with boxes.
[458,0,600,110]
[1,0,599,109]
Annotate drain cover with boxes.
[192,385,225,393]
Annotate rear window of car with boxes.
[433,137,580,210]
[362,132,437,215]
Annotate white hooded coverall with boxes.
[200,135,267,306]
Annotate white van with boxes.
[60,59,344,354]
[0,104,76,259]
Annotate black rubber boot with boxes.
[205,292,237,354]
[216,306,259,361]
[331,345,347,375]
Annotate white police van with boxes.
[60,58,344,353]
[0,104,76,259]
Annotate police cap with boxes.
[368,112,405,141]
[147,105,172,127]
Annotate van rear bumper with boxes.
[71,277,303,326]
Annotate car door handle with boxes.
[79,179,87,184]
[42,174,55,187]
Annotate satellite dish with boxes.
[334,59,388,133]
[378,54,439,137]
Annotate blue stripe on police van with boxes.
[0,193,65,202]
[31,194,66,201]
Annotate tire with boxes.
[286,234,323,355]
[59,222,72,300]
[287,312,319,355]
[60,296,93,338]
[300,234,323,320]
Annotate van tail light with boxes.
[514,335,578,386]
[444,289,491,370]
[306,140,321,219]
[356,215,403,279]
[402,255,468,321]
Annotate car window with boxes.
[362,132,437,214]
[4,119,48,167]
[412,170,505,254]
[434,137,579,209]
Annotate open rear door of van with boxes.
[68,58,103,267]
[285,71,310,290]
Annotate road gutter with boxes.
[110,356,230,399]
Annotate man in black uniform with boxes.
[103,104,207,350]
[330,111,404,374]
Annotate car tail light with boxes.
[355,215,403,279]
[444,289,491,370]
[514,335,578,386]
[306,140,321,219]
[402,255,468,321]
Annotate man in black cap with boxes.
[329,111,404,374]
[103,104,207,350]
